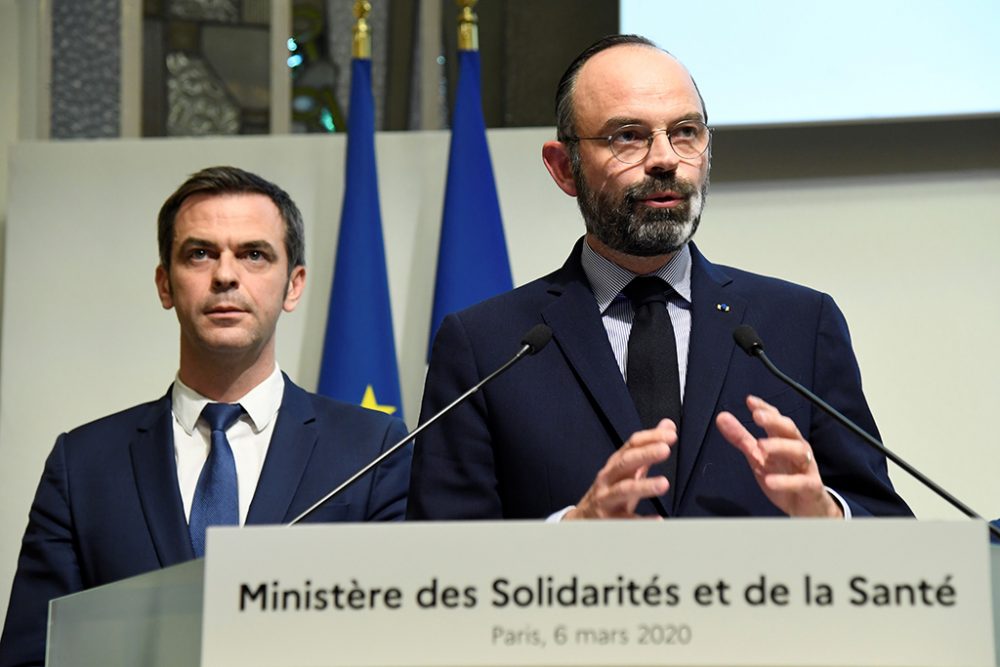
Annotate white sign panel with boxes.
[201,520,993,667]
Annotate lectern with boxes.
[45,520,999,666]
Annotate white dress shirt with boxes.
[172,365,285,525]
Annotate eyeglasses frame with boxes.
[564,120,713,164]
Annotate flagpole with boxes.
[457,0,478,52]
[353,0,372,58]
[318,0,405,418]
[427,0,514,351]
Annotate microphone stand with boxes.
[735,325,1000,541]
[288,325,552,526]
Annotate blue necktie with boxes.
[189,402,243,558]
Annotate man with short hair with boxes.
[409,35,911,521]
[0,166,411,666]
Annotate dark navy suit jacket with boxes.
[408,240,911,520]
[0,377,410,667]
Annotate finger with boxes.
[600,442,671,484]
[588,475,670,517]
[746,394,778,413]
[613,476,670,514]
[615,475,670,500]
[758,437,815,473]
[756,473,838,517]
[758,473,825,496]
[621,420,678,450]
[654,418,679,438]
[752,478,841,518]
[715,411,764,470]
[747,394,796,415]
[747,398,803,440]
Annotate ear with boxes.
[541,141,579,197]
[282,265,306,312]
[155,265,173,309]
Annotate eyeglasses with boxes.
[567,120,712,164]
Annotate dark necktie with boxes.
[624,276,681,492]
[189,402,243,558]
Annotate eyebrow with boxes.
[176,237,217,254]
[176,238,279,255]
[598,112,707,134]
[237,240,278,254]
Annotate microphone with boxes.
[732,324,1000,541]
[288,324,553,525]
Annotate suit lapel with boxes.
[246,377,318,525]
[674,244,745,508]
[541,245,643,451]
[130,390,196,566]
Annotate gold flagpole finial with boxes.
[352,0,372,59]
[456,0,479,52]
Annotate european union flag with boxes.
[428,49,513,353]
[317,58,403,418]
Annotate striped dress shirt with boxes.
[579,239,692,400]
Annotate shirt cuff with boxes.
[826,487,852,519]
[547,506,575,522]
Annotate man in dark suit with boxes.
[0,166,411,666]
[408,35,910,521]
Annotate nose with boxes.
[211,252,239,292]
[644,129,680,174]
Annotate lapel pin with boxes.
[716,303,731,312]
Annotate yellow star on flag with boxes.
[360,385,397,415]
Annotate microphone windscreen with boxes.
[521,324,553,355]
[733,325,765,356]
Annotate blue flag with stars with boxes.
[428,49,513,354]
[317,58,403,418]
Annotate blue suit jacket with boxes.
[0,377,410,667]
[408,240,911,520]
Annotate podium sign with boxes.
[201,520,993,667]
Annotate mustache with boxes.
[622,175,699,206]
[204,297,252,312]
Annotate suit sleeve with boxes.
[364,416,412,521]
[810,294,912,517]
[407,313,504,519]
[0,435,83,667]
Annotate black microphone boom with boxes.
[732,324,1000,541]
[288,324,553,525]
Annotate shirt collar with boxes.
[171,364,285,435]
[580,238,693,314]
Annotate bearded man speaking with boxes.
[407,35,912,522]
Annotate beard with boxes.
[574,163,709,257]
